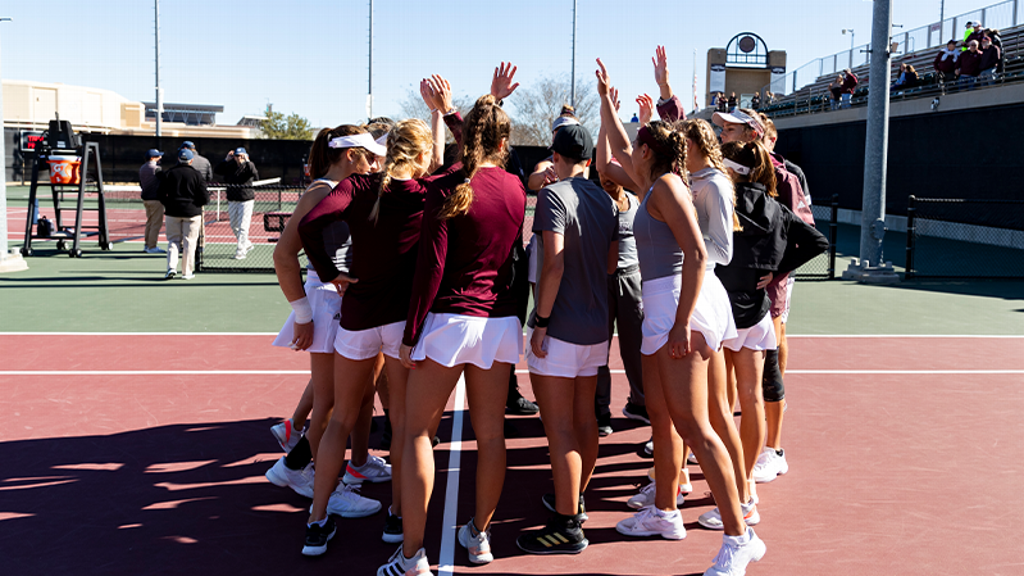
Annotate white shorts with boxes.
[334,320,406,361]
[525,328,608,378]
[412,313,522,369]
[271,270,341,354]
[640,274,737,355]
[779,275,795,324]
[723,312,778,352]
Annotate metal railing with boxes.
[763,0,1022,99]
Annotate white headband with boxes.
[723,158,751,175]
[328,133,387,156]
[375,133,388,146]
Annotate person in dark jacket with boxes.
[839,69,858,109]
[214,147,259,259]
[933,40,960,85]
[157,148,209,279]
[180,141,212,182]
[978,36,1001,85]
[956,40,983,90]
[138,148,165,254]
[828,75,844,110]
[716,139,828,489]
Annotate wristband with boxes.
[290,297,313,324]
[535,314,550,329]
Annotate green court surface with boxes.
[2,240,1022,335]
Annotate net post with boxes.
[828,194,839,279]
[905,195,916,279]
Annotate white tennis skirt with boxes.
[723,311,777,352]
[525,328,607,378]
[272,270,341,354]
[412,313,522,369]
[334,320,405,361]
[640,273,737,355]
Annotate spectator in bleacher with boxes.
[180,141,212,182]
[750,92,761,110]
[828,76,843,111]
[966,22,986,46]
[839,69,858,109]
[138,149,165,254]
[766,91,776,104]
[956,40,983,90]
[717,92,729,113]
[979,36,1001,85]
[157,148,208,280]
[986,29,1005,74]
[214,147,259,259]
[933,40,960,86]
[891,63,919,93]
[962,22,977,48]
[728,92,738,112]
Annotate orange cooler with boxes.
[47,155,82,185]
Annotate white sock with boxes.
[308,518,327,528]
[726,527,752,545]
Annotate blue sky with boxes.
[0,0,992,129]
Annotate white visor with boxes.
[723,158,752,175]
[329,133,387,157]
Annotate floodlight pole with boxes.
[0,16,27,272]
[844,0,899,283]
[367,0,373,120]
[570,0,577,107]
[155,0,162,138]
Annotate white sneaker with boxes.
[644,438,654,455]
[323,483,381,518]
[458,518,493,564]
[704,528,766,576]
[232,251,246,260]
[627,480,687,510]
[377,545,433,576]
[752,447,788,483]
[246,243,256,254]
[697,499,760,530]
[164,269,176,280]
[343,454,392,484]
[182,273,195,280]
[687,452,699,465]
[616,506,686,540]
[270,419,303,452]
[264,458,314,498]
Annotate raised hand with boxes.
[595,58,611,97]
[429,74,453,114]
[609,86,621,112]
[490,62,520,101]
[420,78,439,111]
[636,93,654,125]
[653,45,673,100]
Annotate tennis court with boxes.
[1,241,1023,575]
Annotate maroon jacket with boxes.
[933,50,958,74]
[841,72,859,94]
[654,95,688,123]
[957,49,983,76]
[403,166,526,346]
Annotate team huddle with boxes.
[262,48,827,576]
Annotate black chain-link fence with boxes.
[197,186,304,272]
[905,196,1024,279]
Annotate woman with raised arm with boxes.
[595,59,766,576]
[296,83,447,557]
[378,94,526,576]
[265,124,390,504]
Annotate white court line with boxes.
[4,369,1022,377]
[437,375,466,576]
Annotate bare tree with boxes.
[508,74,598,146]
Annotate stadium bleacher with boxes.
[761,24,1023,118]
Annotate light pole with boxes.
[842,28,855,69]
[0,16,28,272]
[367,0,373,120]
[570,0,577,107]
[155,0,162,138]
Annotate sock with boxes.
[653,507,677,518]
[388,506,401,519]
[284,435,312,470]
[726,527,752,545]
[308,517,327,528]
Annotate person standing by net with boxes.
[157,148,208,280]
[139,148,165,254]
[215,147,259,259]
[180,141,212,182]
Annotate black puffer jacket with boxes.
[214,159,259,201]
[157,164,209,218]
[715,181,829,328]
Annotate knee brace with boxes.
[762,349,785,403]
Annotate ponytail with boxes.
[720,140,777,198]
[680,119,739,231]
[308,124,367,179]
[370,119,432,223]
[439,94,510,219]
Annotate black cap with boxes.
[549,124,593,163]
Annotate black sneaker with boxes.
[622,402,650,424]
[516,514,588,555]
[597,413,612,437]
[301,517,337,556]
[382,508,403,543]
[507,387,539,415]
[541,493,588,523]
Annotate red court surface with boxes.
[1,334,1022,575]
